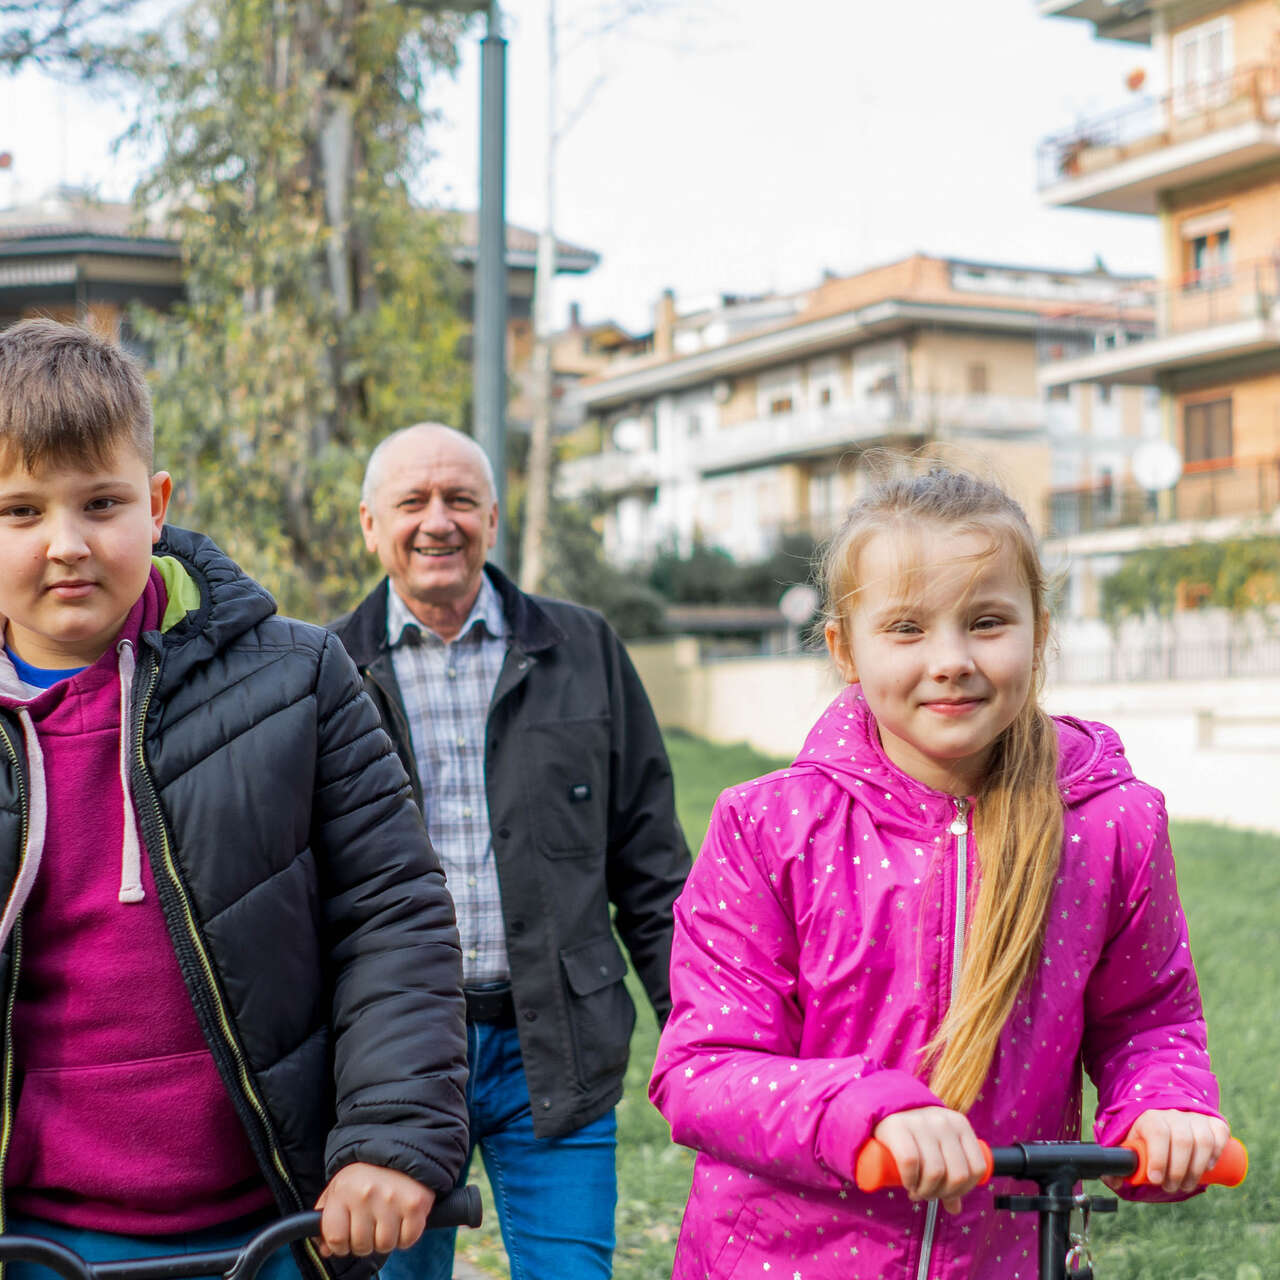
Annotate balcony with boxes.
[557,447,662,500]
[1035,0,1152,44]
[1039,259,1280,386]
[1045,455,1280,539]
[1038,62,1280,213]
[692,393,1045,475]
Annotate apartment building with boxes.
[1037,0,1280,613]
[0,192,601,387]
[0,192,184,339]
[558,255,1157,568]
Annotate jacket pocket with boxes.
[522,717,610,858]
[710,1201,757,1279]
[559,933,635,1085]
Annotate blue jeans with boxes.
[3,1212,300,1280]
[381,1021,617,1280]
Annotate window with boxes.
[1048,383,1070,402]
[757,367,802,418]
[1183,398,1233,464]
[1096,464,1116,515]
[808,357,841,410]
[1097,383,1112,406]
[967,362,988,395]
[1172,17,1233,116]
[1185,228,1231,287]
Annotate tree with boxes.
[1099,536,1280,627]
[519,0,692,595]
[0,0,139,70]
[647,533,818,607]
[129,0,472,619]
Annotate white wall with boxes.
[629,639,1280,834]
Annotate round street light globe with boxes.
[779,583,820,626]
[1132,439,1184,492]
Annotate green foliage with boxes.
[1100,536,1280,629]
[130,0,470,620]
[647,533,818,607]
[498,433,664,638]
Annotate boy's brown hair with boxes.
[0,319,154,473]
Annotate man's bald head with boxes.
[361,423,497,508]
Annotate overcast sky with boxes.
[1,0,1160,332]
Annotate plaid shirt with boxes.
[387,577,510,985]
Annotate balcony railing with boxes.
[1045,455,1280,537]
[562,394,1048,498]
[1037,61,1280,190]
[1039,258,1280,353]
[556,447,661,498]
[693,393,1045,473]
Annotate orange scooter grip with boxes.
[854,1138,994,1193]
[1123,1135,1248,1188]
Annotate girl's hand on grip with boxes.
[314,1162,435,1256]
[871,1107,987,1214]
[1113,1110,1231,1194]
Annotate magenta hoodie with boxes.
[0,570,271,1233]
[650,685,1221,1280]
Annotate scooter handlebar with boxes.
[1122,1133,1248,1189]
[853,1136,1247,1194]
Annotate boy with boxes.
[0,319,468,1279]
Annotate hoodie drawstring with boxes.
[0,707,49,955]
[116,639,145,905]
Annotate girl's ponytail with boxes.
[924,697,1062,1112]
[822,461,1063,1113]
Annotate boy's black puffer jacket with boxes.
[0,527,468,1280]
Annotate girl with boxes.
[650,467,1227,1280]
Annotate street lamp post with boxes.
[402,0,508,568]
[475,1,508,568]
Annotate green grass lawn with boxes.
[458,736,1278,1280]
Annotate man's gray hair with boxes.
[361,422,497,507]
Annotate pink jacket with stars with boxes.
[650,685,1221,1280]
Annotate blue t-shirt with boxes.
[5,648,86,692]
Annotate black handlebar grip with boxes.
[427,1185,483,1230]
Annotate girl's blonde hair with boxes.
[821,463,1061,1113]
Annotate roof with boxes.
[0,194,601,274]
[0,195,178,259]
[664,604,786,633]
[444,211,600,274]
[577,253,1156,409]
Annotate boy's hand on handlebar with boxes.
[314,1162,436,1257]
[871,1107,988,1214]
[1110,1110,1231,1194]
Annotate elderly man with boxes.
[331,423,690,1280]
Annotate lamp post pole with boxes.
[475,0,508,568]
[399,0,507,567]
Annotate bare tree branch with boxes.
[554,68,604,142]
[0,0,142,73]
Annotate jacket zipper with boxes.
[129,658,327,1280]
[915,796,971,1280]
[0,716,28,1267]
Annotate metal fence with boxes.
[1051,634,1280,684]
[1037,60,1280,190]
[1045,456,1280,537]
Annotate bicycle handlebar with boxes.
[0,1186,484,1280]
[854,1136,1248,1194]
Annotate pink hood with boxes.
[651,685,1220,1280]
